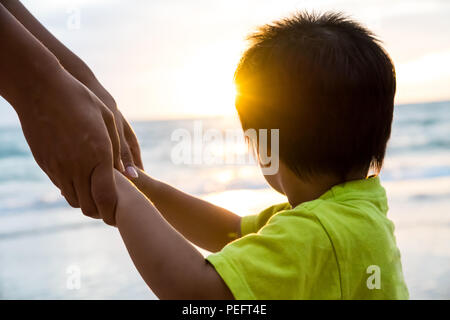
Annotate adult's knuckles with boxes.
[62,193,80,208]
[81,206,99,218]
[67,201,80,209]
[102,108,116,125]
[102,214,116,227]
[120,148,133,163]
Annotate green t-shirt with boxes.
[206,177,409,300]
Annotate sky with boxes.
[6,0,450,120]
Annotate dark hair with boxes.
[235,11,396,179]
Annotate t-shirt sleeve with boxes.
[240,203,291,236]
[207,210,340,300]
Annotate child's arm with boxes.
[114,170,234,299]
[129,169,242,252]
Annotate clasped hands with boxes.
[17,67,141,226]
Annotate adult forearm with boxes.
[0,4,62,110]
[1,0,117,110]
[132,170,242,252]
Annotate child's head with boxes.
[235,12,396,182]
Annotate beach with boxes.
[0,100,449,299]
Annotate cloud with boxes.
[14,0,450,118]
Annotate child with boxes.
[106,12,409,299]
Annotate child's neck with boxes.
[282,171,367,208]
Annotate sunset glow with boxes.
[15,0,450,120]
[172,45,240,117]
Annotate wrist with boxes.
[133,170,161,200]
[12,58,65,116]
[83,77,117,111]
[52,55,117,111]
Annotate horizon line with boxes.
[128,98,450,123]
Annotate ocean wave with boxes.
[0,101,449,218]
[0,197,69,215]
[0,220,102,241]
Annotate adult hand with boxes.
[102,103,143,178]
[0,0,143,180]
[17,68,122,225]
[0,2,131,225]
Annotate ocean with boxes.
[0,99,449,299]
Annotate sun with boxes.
[172,43,242,117]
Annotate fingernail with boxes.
[126,166,139,178]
